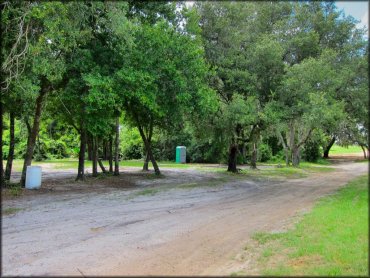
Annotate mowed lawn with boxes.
[9,144,363,172]
[10,159,191,172]
[329,144,364,155]
[248,175,368,276]
[10,158,336,176]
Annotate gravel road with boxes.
[2,160,367,276]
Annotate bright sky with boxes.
[335,1,368,30]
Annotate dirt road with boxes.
[2,160,367,276]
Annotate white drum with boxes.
[25,166,42,189]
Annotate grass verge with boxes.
[242,175,368,276]
[11,159,192,171]
[238,164,334,180]
[11,158,335,176]
[2,207,24,216]
[127,177,228,199]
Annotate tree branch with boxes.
[297,128,313,148]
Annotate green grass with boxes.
[329,144,363,155]
[132,188,161,197]
[11,157,335,178]
[177,178,228,189]
[298,162,335,172]
[2,207,24,215]
[11,158,87,171]
[355,159,369,163]
[252,231,285,245]
[263,157,332,167]
[238,164,334,180]
[230,270,247,276]
[11,158,192,171]
[127,177,228,199]
[7,184,22,197]
[251,175,368,276]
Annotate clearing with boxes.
[1,158,368,276]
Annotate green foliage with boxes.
[120,125,144,159]
[187,139,225,163]
[303,138,321,162]
[116,18,209,128]
[258,143,272,163]
[1,1,367,175]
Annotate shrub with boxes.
[122,143,143,160]
[258,143,272,162]
[47,140,69,159]
[269,149,285,163]
[303,138,321,162]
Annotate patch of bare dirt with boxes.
[1,158,368,276]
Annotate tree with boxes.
[10,2,91,186]
[52,2,133,180]
[113,16,209,174]
[304,2,369,158]
[197,2,289,171]
[276,51,346,166]
[1,1,33,185]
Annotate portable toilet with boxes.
[176,146,186,163]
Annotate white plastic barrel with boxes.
[25,166,42,189]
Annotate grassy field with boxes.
[243,175,368,276]
[10,158,192,172]
[10,158,336,181]
[329,144,363,155]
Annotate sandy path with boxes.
[2,160,367,276]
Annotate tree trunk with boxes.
[20,78,49,187]
[36,133,41,160]
[114,116,120,176]
[0,98,3,185]
[97,138,107,173]
[293,127,312,167]
[108,135,113,173]
[292,147,300,167]
[276,130,290,166]
[92,136,98,177]
[250,143,257,169]
[87,136,93,161]
[98,159,107,173]
[143,150,150,171]
[227,143,238,173]
[284,149,290,166]
[137,123,160,175]
[323,136,336,159]
[241,143,246,164]
[142,120,153,171]
[25,118,31,136]
[76,124,87,181]
[5,112,15,181]
[103,140,108,160]
[147,142,160,175]
[366,146,369,159]
[360,145,367,159]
